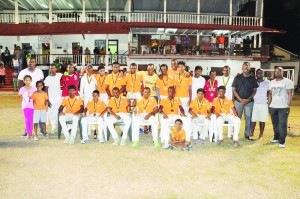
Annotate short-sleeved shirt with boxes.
[174,72,192,98]
[136,96,157,114]
[156,75,175,97]
[108,96,128,113]
[61,96,83,114]
[86,100,106,115]
[203,80,218,102]
[141,71,159,97]
[18,68,44,87]
[32,91,48,110]
[216,76,234,100]
[189,98,211,115]
[61,73,79,97]
[171,128,186,142]
[212,97,234,115]
[0,67,5,75]
[217,36,225,44]
[254,80,270,104]
[232,74,258,101]
[18,86,37,109]
[236,37,243,45]
[125,72,143,93]
[167,68,179,77]
[105,72,126,94]
[269,78,294,108]
[211,36,217,44]
[160,97,182,115]
[191,76,206,99]
[44,73,63,102]
[94,74,107,94]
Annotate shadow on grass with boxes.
[0,141,38,148]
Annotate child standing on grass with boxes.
[31,81,49,140]
[18,75,37,140]
[12,69,18,92]
[169,119,191,151]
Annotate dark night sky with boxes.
[264,0,300,55]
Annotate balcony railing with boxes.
[32,53,128,66]
[0,11,262,26]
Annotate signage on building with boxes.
[38,35,51,42]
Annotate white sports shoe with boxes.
[64,137,70,144]
[279,143,286,148]
[162,144,170,149]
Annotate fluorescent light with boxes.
[165,28,177,33]
[68,3,73,8]
[41,4,48,8]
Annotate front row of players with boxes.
[58,85,241,148]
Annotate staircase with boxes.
[0,67,15,92]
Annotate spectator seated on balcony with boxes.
[140,45,149,55]
[158,40,165,55]
[151,39,158,54]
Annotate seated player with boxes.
[132,87,160,148]
[212,86,241,146]
[189,88,211,144]
[106,87,131,146]
[81,90,107,144]
[169,119,191,151]
[59,85,84,144]
[159,86,191,149]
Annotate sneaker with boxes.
[25,136,31,140]
[162,144,170,149]
[270,139,279,144]
[21,133,27,137]
[217,140,223,145]
[33,137,39,141]
[94,132,97,139]
[120,139,126,146]
[43,133,49,139]
[193,139,198,144]
[81,139,89,144]
[153,141,160,148]
[199,139,205,144]
[183,146,190,151]
[234,140,240,147]
[132,141,139,148]
[64,137,70,144]
[113,137,119,145]
[279,143,286,148]
[69,137,75,144]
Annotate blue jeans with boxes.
[234,100,254,137]
[269,107,290,144]
[211,43,216,54]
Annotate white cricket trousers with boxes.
[132,113,158,142]
[59,114,80,139]
[81,116,104,141]
[192,114,210,140]
[216,114,241,141]
[106,113,131,140]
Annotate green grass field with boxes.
[0,93,300,199]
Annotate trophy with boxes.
[128,99,136,113]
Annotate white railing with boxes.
[131,12,164,23]
[0,13,15,23]
[0,11,262,26]
[33,54,127,66]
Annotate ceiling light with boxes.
[68,3,73,8]
[41,4,48,8]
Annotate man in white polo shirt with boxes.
[216,65,234,100]
[191,66,205,100]
[45,64,63,134]
[18,58,44,89]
